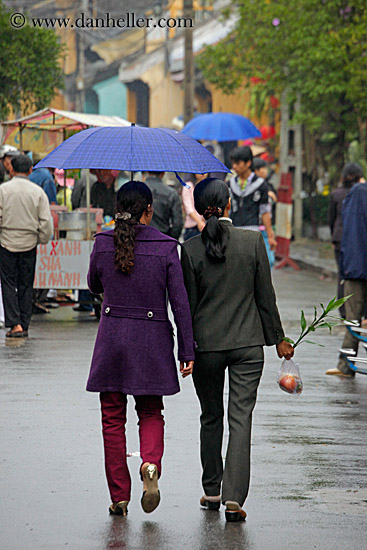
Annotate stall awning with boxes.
[1,108,131,131]
[0,108,131,154]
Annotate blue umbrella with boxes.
[34,125,230,174]
[182,112,261,142]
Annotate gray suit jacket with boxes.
[181,220,284,352]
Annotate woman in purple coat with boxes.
[86,181,195,516]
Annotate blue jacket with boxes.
[340,182,367,280]
[29,168,57,204]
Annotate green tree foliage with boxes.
[0,1,64,120]
[198,0,367,164]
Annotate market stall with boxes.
[0,108,130,291]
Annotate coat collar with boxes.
[95,226,178,243]
[218,219,233,227]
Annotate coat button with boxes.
[105,307,110,314]
[147,311,153,318]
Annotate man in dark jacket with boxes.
[328,163,364,319]
[143,172,183,239]
[327,179,367,376]
[90,170,117,218]
[71,169,98,210]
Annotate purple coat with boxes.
[86,227,195,395]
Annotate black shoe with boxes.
[33,303,50,314]
[225,501,247,522]
[72,305,92,312]
[200,496,221,511]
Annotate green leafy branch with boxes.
[283,295,353,349]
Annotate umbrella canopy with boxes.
[34,125,230,174]
[182,112,261,142]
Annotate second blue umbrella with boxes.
[182,112,261,142]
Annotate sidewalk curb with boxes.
[289,256,337,280]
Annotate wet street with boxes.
[1,268,367,550]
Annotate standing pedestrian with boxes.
[181,178,293,522]
[90,169,117,218]
[253,157,277,268]
[86,181,194,516]
[71,169,98,210]
[29,154,57,204]
[73,169,116,314]
[327,179,367,377]
[0,154,53,337]
[0,145,19,178]
[327,163,364,320]
[182,174,206,241]
[228,146,277,251]
[142,171,183,239]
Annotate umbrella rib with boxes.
[159,129,206,173]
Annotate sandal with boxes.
[6,330,28,338]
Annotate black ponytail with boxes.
[113,181,152,274]
[193,178,230,263]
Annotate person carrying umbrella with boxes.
[86,181,195,516]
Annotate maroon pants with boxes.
[100,392,164,502]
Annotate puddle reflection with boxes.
[197,510,254,550]
[102,517,131,549]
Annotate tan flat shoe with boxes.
[225,501,247,522]
[109,500,129,516]
[200,495,221,511]
[325,368,354,377]
[141,464,160,513]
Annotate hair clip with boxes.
[203,206,222,219]
[115,212,132,221]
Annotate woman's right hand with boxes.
[276,340,294,360]
[180,361,194,378]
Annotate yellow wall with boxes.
[127,89,137,123]
[209,84,270,127]
[139,63,184,127]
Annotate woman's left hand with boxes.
[180,361,194,378]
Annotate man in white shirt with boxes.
[0,154,53,337]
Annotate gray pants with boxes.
[337,279,367,373]
[193,347,263,507]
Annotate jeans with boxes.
[260,230,275,269]
[184,227,201,241]
[337,279,367,374]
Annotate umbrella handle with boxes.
[175,172,190,189]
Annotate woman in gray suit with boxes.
[181,178,293,522]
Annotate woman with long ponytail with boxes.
[86,181,195,517]
[181,178,293,522]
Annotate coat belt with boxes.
[102,305,169,321]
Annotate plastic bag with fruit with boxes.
[277,358,303,395]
